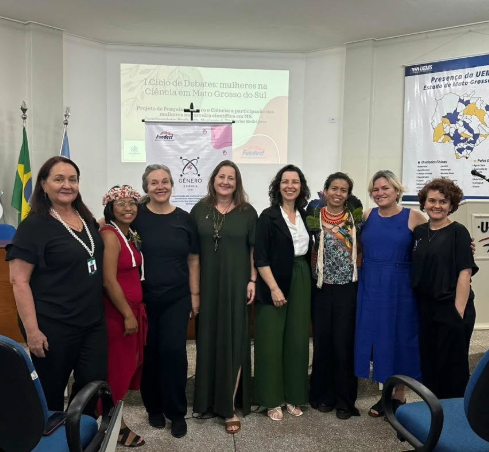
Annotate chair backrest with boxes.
[99,400,123,452]
[464,348,489,442]
[0,335,49,452]
[0,224,16,241]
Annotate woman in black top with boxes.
[6,156,106,415]
[412,178,478,399]
[135,164,200,438]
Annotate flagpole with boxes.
[21,101,27,126]
[60,107,70,156]
[12,101,32,224]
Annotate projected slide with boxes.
[121,64,289,164]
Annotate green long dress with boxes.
[191,200,257,418]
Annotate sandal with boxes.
[225,418,241,434]
[118,426,145,447]
[267,406,284,421]
[286,404,303,417]
[368,398,384,418]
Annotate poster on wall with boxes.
[403,55,489,200]
[145,122,232,211]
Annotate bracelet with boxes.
[191,292,200,296]
[249,279,256,283]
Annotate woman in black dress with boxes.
[412,178,478,399]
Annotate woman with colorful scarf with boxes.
[308,172,362,420]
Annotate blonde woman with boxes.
[354,170,425,417]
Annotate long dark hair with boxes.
[269,164,310,209]
[30,156,94,222]
[202,160,248,210]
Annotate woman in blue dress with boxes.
[354,170,425,417]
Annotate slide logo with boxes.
[242,145,265,158]
[410,64,433,74]
[180,156,201,177]
[155,131,174,141]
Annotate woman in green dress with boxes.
[191,160,257,434]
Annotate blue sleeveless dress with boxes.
[354,208,421,383]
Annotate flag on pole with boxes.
[60,128,70,159]
[11,127,32,223]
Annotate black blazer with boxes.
[254,205,312,305]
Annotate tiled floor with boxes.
[117,330,489,451]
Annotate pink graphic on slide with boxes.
[234,97,288,164]
[211,125,232,149]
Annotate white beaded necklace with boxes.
[50,208,95,257]
[109,221,145,281]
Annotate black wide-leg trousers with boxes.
[309,282,358,412]
[140,294,191,421]
[418,297,476,399]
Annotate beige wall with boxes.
[0,18,63,225]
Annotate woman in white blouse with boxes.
[253,165,312,421]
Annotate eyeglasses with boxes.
[115,201,138,208]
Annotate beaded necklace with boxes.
[50,208,95,257]
[321,207,348,226]
[109,221,145,281]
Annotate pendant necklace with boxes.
[212,201,233,251]
[427,229,439,242]
[428,220,449,242]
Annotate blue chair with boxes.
[0,224,16,241]
[383,349,489,451]
[0,335,122,452]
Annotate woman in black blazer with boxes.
[253,164,312,421]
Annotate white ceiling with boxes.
[2,0,489,52]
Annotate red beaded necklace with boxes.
[321,207,348,225]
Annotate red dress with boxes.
[101,226,147,403]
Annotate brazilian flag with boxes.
[11,127,32,223]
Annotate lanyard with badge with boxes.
[50,208,97,275]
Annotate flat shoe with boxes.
[267,406,284,421]
[225,419,241,434]
[171,419,187,438]
[311,402,334,413]
[286,404,303,417]
[336,409,353,420]
[118,426,145,447]
[368,399,384,418]
[148,413,165,428]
